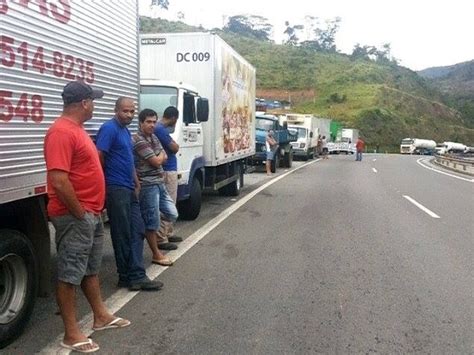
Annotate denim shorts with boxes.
[51,212,104,285]
[266,150,275,160]
[139,184,178,231]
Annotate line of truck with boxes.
[400,138,471,155]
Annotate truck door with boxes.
[177,92,204,184]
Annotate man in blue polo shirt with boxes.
[96,97,162,291]
[155,106,182,249]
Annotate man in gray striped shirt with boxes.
[132,108,178,266]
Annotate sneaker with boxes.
[168,236,183,243]
[128,277,163,291]
[158,242,178,250]
[117,280,129,288]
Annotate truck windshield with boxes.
[256,118,274,131]
[401,139,414,144]
[288,128,307,138]
[140,86,178,118]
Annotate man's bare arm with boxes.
[146,150,168,168]
[168,140,179,154]
[49,170,85,219]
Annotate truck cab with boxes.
[249,114,297,172]
[140,80,209,220]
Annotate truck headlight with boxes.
[300,143,306,148]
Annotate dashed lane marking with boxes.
[403,195,441,219]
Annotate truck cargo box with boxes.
[140,32,256,166]
[1,0,139,204]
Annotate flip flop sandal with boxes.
[152,258,174,266]
[60,338,99,353]
[92,317,131,331]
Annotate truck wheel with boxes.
[0,230,37,349]
[283,149,293,168]
[218,166,242,197]
[271,153,279,173]
[177,177,201,220]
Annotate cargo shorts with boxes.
[51,212,104,285]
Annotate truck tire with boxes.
[0,230,37,349]
[282,148,293,168]
[177,177,201,220]
[271,153,279,173]
[218,166,242,196]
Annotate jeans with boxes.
[157,172,178,243]
[356,151,363,161]
[106,186,146,284]
[139,184,178,233]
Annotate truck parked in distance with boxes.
[328,128,359,154]
[140,32,256,220]
[249,113,296,173]
[0,0,139,347]
[400,138,436,154]
[285,114,318,160]
[435,141,467,155]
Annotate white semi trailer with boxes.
[435,141,467,155]
[0,0,139,347]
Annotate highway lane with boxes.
[5,155,472,353]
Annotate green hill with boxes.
[140,17,474,149]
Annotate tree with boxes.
[297,16,341,52]
[283,21,304,45]
[150,0,169,10]
[224,15,273,41]
[350,43,377,61]
[313,17,341,53]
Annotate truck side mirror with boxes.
[283,121,288,129]
[197,98,209,122]
[310,132,313,138]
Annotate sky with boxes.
[139,0,474,71]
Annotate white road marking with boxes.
[403,195,441,219]
[417,158,474,183]
[372,168,378,173]
[40,159,321,354]
[372,159,377,162]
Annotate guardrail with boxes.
[433,154,474,176]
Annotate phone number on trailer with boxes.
[1,35,95,83]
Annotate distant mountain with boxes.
[419,61,474,128]
[418,60,474,81]
[140,17,474,147]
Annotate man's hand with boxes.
[49,169,85,219]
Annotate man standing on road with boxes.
[265,130,278,176]
[133,108,178,265]
[356,137,365,161]
[321,135,329,159]
[155,106,183,249]
[96,97,162,291]
[44,81,130,353]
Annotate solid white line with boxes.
[403,195,441,219]
[40,159,321,354]
[417,158,474,183]
[372,168,378,173]
[372,159,377,162]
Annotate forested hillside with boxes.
[418,61,474,129]
[140,17,474,148]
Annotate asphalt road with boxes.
[5,154,473,354]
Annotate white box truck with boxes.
[0,0,139,347]
[139,32,256,220]
[329,128,358,154]
[286,114,318,160]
